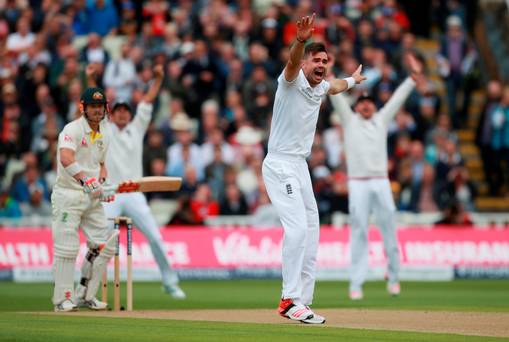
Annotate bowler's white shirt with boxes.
[106,102,152,184]
[329,77,415,178]
[268,69,330,157]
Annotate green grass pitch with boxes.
[0,279,508,341]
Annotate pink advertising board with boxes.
[1,227,509,270]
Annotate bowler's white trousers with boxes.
[262,152,319,305]
[102,193,179,286]
[348,178,400,291]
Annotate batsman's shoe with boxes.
[163,284,187,299]
[278,298,313,321]
[81,297,108,310]
[54,299,78,312]
[301,306,326,324]
[349,289,364,300]
[387,282,401,296]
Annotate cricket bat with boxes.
[104,176,182,194]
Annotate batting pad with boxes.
[76,230,119,301]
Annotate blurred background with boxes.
[0,0,508,232]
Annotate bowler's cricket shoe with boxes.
[278,298,313,321]
[54,299,78,312]
[163,284,187,300]
[80,297,108,310]
[387,282,401,296]
[301,306,326,324]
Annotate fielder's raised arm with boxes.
[143,64,164,103]
[379,53,424,125]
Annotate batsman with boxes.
[51,86,116,312]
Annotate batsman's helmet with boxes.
[79,87,108,120]
[80,87,108,106]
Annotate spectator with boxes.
[435,200,472,226]
[20,184,51,217]
[189,183,219,224]
[476,80,503,195]
[79,33,109,83]
[219,183,249,216]
[436,15,476,128]
[251,187,280,228]
[31,99,64,155]
[0,186,22,219]
[10,162,50,204]
[489,85,509,194]
[6,17,34,64]
[142,0,169,37]
[168,194,200,226]
[85,0,119,36]
[103,43,136,102]
[242,65,276,126]
[165,113,204,180]
[415,163,440,213]
[322,113,345,169]
[205,145,231,201]
[181,40,224,117]
[197,99,221,144]
[118,0,137,37]
[435,138,463,183]
[158,98,185,146]
[201,127,235,168]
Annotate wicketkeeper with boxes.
[51,87,116,312]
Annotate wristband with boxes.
[344,77,355,90]
[64,162,82,177]
[296,36,307,44]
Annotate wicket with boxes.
[101,216,133,311]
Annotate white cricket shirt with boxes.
[55,116,109,191]
[267,69,330,158]
[329,77,415,178]
[106,101,152,184]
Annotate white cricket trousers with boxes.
[348,178,400,291]
[102,192,179,286]
[51,188,109,304]
[262,152,320,305]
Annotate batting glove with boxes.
[100,194,115,202]
[80,177,103,199]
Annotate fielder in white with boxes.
[51,87,116,312]
[329,54,424,300]
[98,65,186,299]
[262,14,365,324]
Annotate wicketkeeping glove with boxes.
[80,177,103,199]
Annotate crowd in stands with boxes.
[0,0,506,226]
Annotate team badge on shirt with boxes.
[286,184,293,195]
[81,137,88,147]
